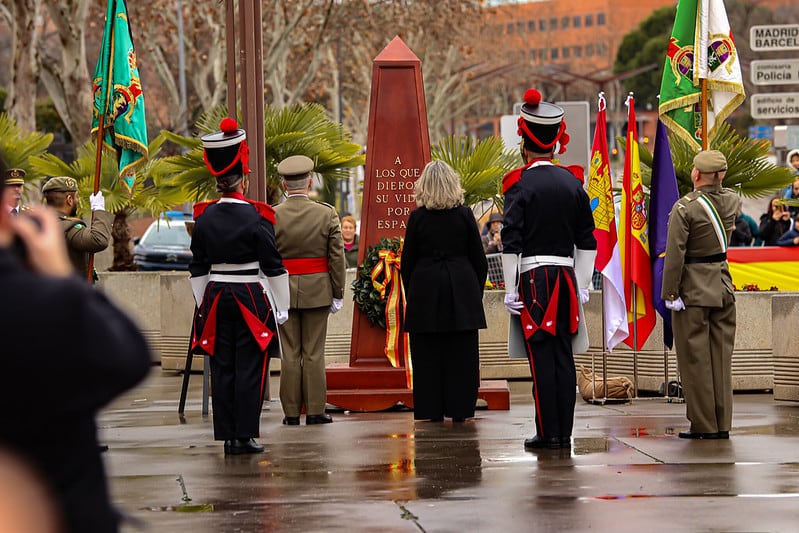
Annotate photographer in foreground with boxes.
[0,160,152,532]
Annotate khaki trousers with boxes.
[278,306,330,417]
[672,293,736,433]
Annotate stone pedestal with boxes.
[772,295,799,401]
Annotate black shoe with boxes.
[718,431,730,439]
[224,438,265,455]
[678,430,720,440]
[523,436,561,450]
[452,417,466,423]
[306,414,333,425]
[559,437,571,448]
[282,416,300,426]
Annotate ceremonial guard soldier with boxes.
[189,118,290,455]
[662,150,738,440]
[3,168,26,215]
[501,88,597,450]
[274,155,346,426]
[41,176,113,279]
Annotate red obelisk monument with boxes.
[326,37,509,412]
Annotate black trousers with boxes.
[209,292,269,441]
[409,330,480,420]
[525,333,576,440]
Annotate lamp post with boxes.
[176,0,188,137]
[335,22,350,215]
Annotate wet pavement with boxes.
[104,369,799,532]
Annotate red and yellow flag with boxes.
[619,95,655,350]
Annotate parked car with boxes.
[133,213,193,271]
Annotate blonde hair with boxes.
[414,160,464,210]
[341,215,356,229]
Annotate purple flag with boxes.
[649,119,680,349]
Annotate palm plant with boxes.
[159,103,365,205]
[431,134,520,213]
[0,113,53,199]
[30,132,189,270]
[636,121,794,198]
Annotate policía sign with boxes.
[750,24,799,51]
[751,59,799,85]
[750,93,799,119]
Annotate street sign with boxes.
[750,93,799,120]
[750,24,799,52]
[751,59,799,86]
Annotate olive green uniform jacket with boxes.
[661,183,739,434]
[274,195,346,417]
[60,210,114,277]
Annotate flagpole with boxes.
[632,281,639,397]
[88,0,117,286]
[700,78,709,150]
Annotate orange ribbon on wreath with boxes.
[370,242,412,387]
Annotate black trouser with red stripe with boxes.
[525,334,576,440]
[520,266,578,440]
[209,291,269,441]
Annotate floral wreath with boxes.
[352,236,403,329]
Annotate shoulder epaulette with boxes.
[193,199,218,220]
[502,166,525,195]
[245,199,277,225]
[557,164,585,183]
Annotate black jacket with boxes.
[401,206,488,333]
[0,249,151,533]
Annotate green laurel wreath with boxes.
[352,236,403,329]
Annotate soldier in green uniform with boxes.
[41,177,114,279]
[662,150,739,440]
[274,155,347,426]
[3,168,26,215]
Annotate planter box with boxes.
[97,271,779,392]
[772,295,799,401]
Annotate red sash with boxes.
[283,257,328,275]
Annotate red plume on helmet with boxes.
[201,118,250,177]
[517,88,570,155]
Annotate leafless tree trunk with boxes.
[1,0,42,133]
[39,0,92,143]
[262,0,335,108]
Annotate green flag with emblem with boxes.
[659,0,745,149]
[91,0,148,193]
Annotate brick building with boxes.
[489,0,675,78]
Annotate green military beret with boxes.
[277,155,314,180]
[42,176,79,193]
[4,168,26,185]
[693,150,727,173]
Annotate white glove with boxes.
[504,293,524,315]
[579,288,590,304]
[665,297,685,312]
[275,310,289,325]
[189,274,209,307]
[89,191,105,211]
[330,297,343,314]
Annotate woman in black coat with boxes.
[401,160,488,422]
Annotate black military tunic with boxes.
[502,160,596,442]
[190,193,286,441]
